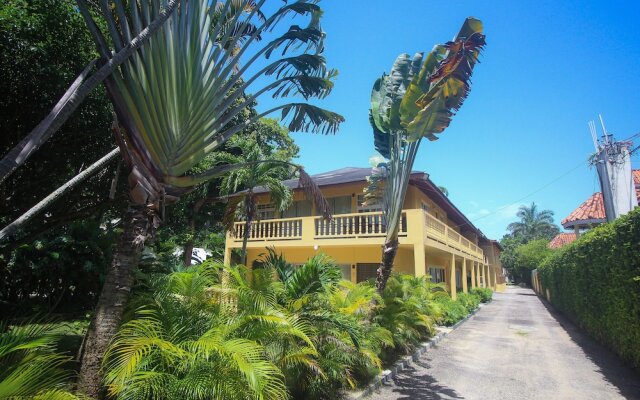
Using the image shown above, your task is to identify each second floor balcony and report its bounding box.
[228,209,485,261]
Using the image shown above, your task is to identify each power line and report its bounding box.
[470,159,588,224]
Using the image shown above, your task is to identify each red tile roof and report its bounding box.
[548,233,577,249]
[561,192,607,227]
[561,169,640,228]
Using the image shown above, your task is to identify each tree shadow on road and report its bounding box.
[538,298,640,400]
[378,361,465,400]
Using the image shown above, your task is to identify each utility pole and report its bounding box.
[590,116,638,222]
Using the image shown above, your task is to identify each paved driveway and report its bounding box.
[367,287,640,400]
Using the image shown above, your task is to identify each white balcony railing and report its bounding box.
[230,210,483,259]
[314,211,407,239]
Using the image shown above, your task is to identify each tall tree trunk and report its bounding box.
[375,237,399,294]
[183,198,208,266]
[183,240,195,267]
[240,193,255,266]
[77,204,150,398]
[241,215,253,266]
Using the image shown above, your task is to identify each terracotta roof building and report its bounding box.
[548,233,577,249]
[550,169,640,249]
[561,192,607,230]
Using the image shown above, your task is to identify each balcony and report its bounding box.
[228,209,484,260]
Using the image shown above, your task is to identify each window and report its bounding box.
[421,202,429,213]
[328,196,352,215]
[338,264,351,281]
[281,200,312,218]
[256,203,275,220]
[357,194,382,213]
[429,267,444,283]
[356,263,378,283]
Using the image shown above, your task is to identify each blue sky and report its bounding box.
[257,0,640,240]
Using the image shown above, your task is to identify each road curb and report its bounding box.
[347,301,487,400]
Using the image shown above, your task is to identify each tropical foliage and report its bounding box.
[500,202,559,283]
[0,219,117,317]
[506,202,559,242]
[219,136,294,265]
[470,287,493,303]
[433,295,470,327]
[374,274,440,357]
[105,254,393,399]
[0,321,80,399]
[508,239,553,284]
[0,0,122,271]
[73,1,343,393]
[366,17,486,292]
[538,208,640,369]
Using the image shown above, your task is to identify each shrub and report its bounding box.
[374,274,441,359]
[433,294,468,326]
[456,292,481,312]
[470,287,493,303]
[538,208,640,369]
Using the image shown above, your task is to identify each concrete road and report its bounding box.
[367,287,640,400]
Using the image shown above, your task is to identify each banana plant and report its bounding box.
[74,1,343,397]
[366,17,485,294]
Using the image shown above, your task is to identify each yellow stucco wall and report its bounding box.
[255,181,451,223]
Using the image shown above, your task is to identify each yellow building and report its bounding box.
[224,167,505,298]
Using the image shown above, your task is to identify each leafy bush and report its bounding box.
[433,294,468,326]
[470,287,493,303]
[538,208,640,369]
[456,292,481,312]
[374,274,441,361]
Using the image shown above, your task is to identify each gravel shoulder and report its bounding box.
[367,287,640,400]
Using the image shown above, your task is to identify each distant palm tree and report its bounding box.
[507,202,559,242]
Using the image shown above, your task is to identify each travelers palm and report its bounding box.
[366,18,485,293]
[74,0,343,396]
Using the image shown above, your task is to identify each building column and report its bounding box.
[470,261,477,289]
[449,254,457,300]
[224,247,231,266]
[479,263,484,287]
[462,258,468,294]
[485,264,490,288]
[413,243,426,277]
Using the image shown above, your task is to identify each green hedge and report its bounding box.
[434,296,467,326]
[538,208,640,369]
[456,292,481,312]
[470,287,493,303]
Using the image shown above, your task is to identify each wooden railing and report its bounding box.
[314,211,407,239]
[232,217,303,241]
[424,212,483,258]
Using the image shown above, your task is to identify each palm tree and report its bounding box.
[0,321,80,399]
[103,262,311,400]
[366,18,486,293]
[507,202,559,242]
[219,136,293,267]
[74,1,343,396]
[220,135,331,266]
